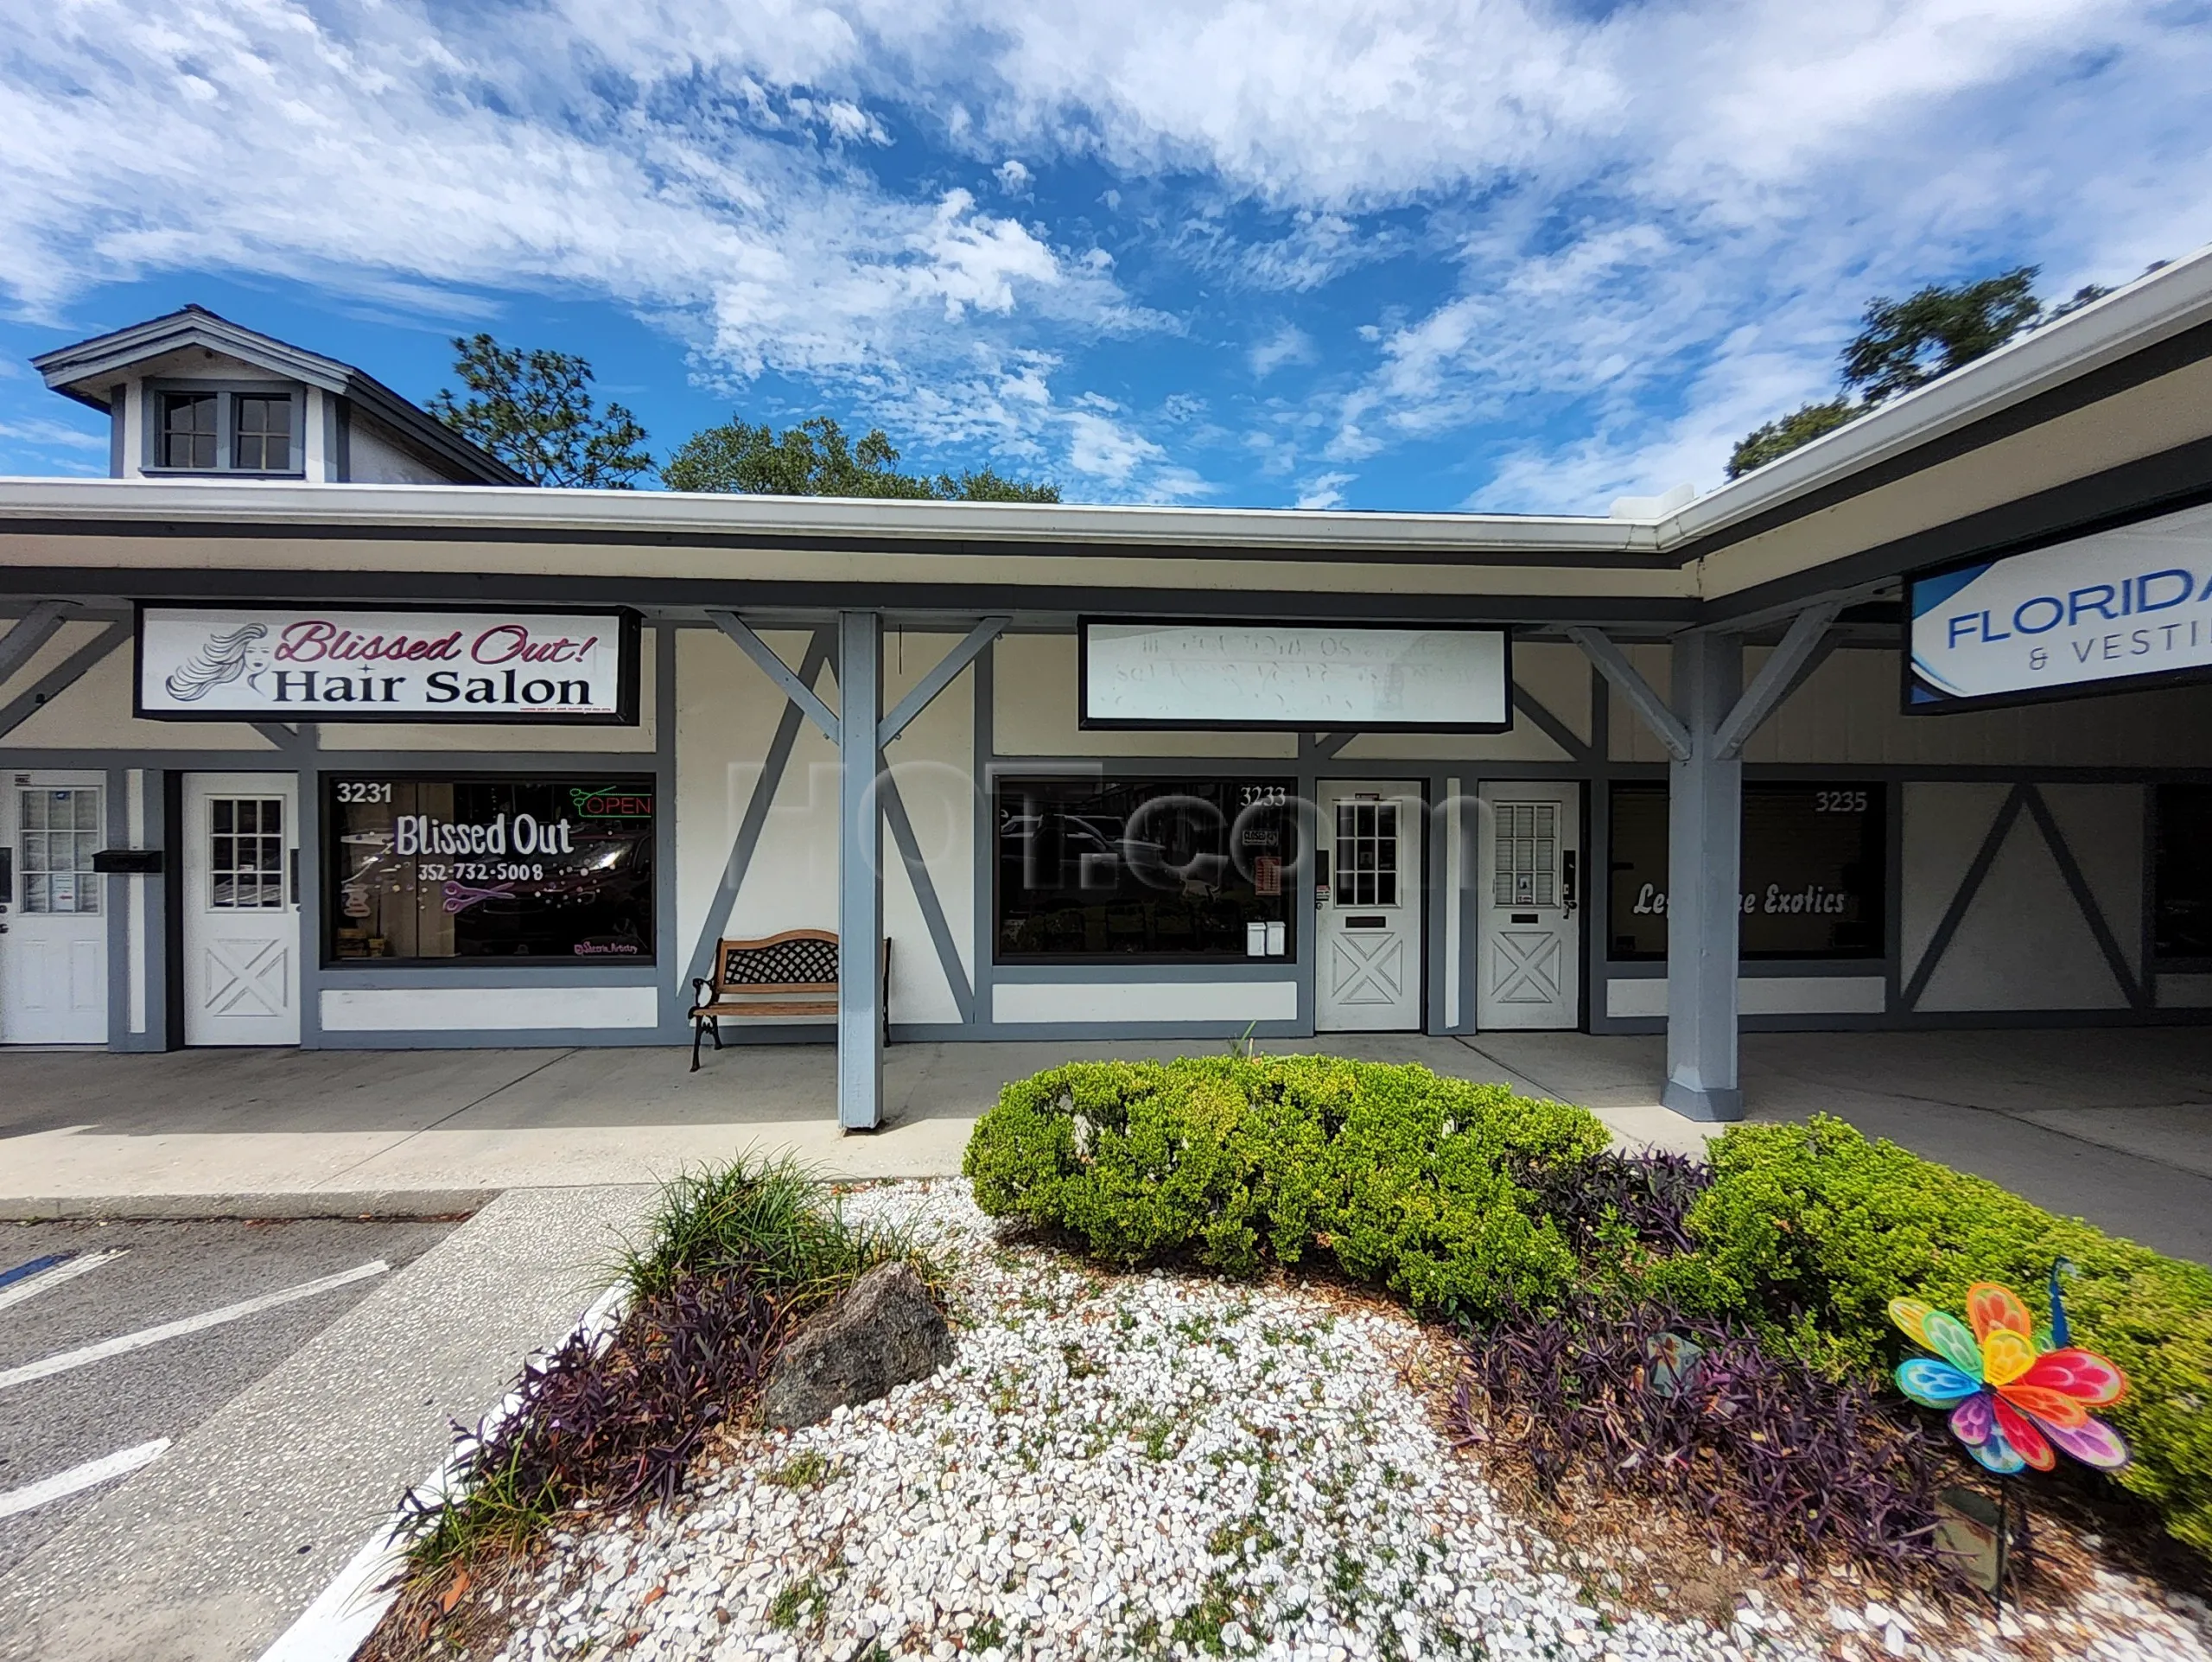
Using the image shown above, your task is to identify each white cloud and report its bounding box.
[0,416,106,452]
[1295,471,1354,510]
[1,0,2206,503]
[0,0,1180,478]
[1247,323,1315,378]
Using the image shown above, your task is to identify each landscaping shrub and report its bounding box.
[1506,1147,1711,1258]
[963,1057,1609,1318]
[399,1155,937,1581]
[1649,1115,2212,1558]
[401,1268,780,1576]
[1451,1291,1944,1575]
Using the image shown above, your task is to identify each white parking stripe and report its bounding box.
[0,1439,170,1518]
[0,1249,128,1315]
[0,1260,389,1393]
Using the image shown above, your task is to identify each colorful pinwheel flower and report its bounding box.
[1888,1277,2129,1474]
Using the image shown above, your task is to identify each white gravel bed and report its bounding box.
[483,1181,2211,1662]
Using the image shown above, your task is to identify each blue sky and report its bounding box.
[2,0,2206,512]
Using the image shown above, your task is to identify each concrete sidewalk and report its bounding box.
[0,1035,1673,1218]
[2,1028,2207,1261]
[1467,1027,2212,1264]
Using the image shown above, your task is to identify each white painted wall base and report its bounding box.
[991,979,1300,1026]
[318,984,660,1032]
[1605,975,1888,1019]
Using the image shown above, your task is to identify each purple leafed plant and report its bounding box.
[1509,1149,1713,1258]
[422,1268,781,1543]
[1450,1292,1946,1575]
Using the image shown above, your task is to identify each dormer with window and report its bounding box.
[33,305,524,487]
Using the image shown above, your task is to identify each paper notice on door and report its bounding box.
[51,870,77,911]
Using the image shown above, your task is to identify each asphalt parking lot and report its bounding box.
[0,1217,459,1571]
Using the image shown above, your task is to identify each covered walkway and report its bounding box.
[2,1028,2206,1262]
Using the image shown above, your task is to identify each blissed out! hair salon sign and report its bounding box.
[1908,502,2212,712]
[136,606,641,723]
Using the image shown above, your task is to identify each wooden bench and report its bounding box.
[688,928,890,1072]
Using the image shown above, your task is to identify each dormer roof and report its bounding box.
[32,304,528,487]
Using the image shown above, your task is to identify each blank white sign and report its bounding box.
[1081,623,1509,729]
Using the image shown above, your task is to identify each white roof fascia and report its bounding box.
[34,313,357,399]
[1658,243,2212,548]
[0,476,1655,559]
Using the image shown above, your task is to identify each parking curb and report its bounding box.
[0,1190,500,1222]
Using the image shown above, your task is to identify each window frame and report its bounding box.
[143,380,308,478]
[990,773,1300,966]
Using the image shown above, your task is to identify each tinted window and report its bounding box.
[996,777,1295,960]
[1609,781,1886,960]
[234,395,292,471]
[2155,785,2212,960]
[162,393,219,468]
[326,775,654,963]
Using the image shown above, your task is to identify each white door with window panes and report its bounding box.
[182,773,301,1046]
[1316,780,1423,1032]
[1477,782,1580,1030]
[1,773,108,1045]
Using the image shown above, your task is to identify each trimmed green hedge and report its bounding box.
[1649,1115,2212,1557]
[965,1068,2212,1562]
[962,1057,1606,1318]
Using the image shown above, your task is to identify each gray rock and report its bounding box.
[762,1261,951,1428]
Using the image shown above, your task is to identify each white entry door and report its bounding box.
[1,772,108,1044]
[1477,782,1580,1030]
[1317,780,1423,1032]
[183,773,301,1047]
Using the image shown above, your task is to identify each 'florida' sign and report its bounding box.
[136,606,640,723]
[1908,502,2212,711]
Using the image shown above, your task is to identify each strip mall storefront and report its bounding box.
[8,252,2212,1128]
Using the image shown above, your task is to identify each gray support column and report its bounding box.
[1663,632,1744,1121]
[838,610,885,1131]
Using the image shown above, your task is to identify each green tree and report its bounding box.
[1726,265,2056,479]
[663,415,1058,502]
[1726,398,1859,480]
[429,334,653,488]
[1838,265,2044,404]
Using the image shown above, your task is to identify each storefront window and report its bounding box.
[995,777,1296,961]
[325,774,654,963]
[1607,781,1886,960]
[2153,785,2212,961]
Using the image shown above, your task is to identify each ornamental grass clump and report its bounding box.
[1450,1292,1946,1576]
[397,1156,933,1585]
[963,1057,1609,1319]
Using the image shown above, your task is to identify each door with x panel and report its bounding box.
[183,773,301,1046]
[1316,780,1423,1032]
[1477,781,1580,1030]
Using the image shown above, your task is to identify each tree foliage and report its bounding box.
[429,334,653,489]
[1726,265,2068,480]
[1837,265,2044,404]
[662,415,1058,502]
[1725,398,1859,481]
